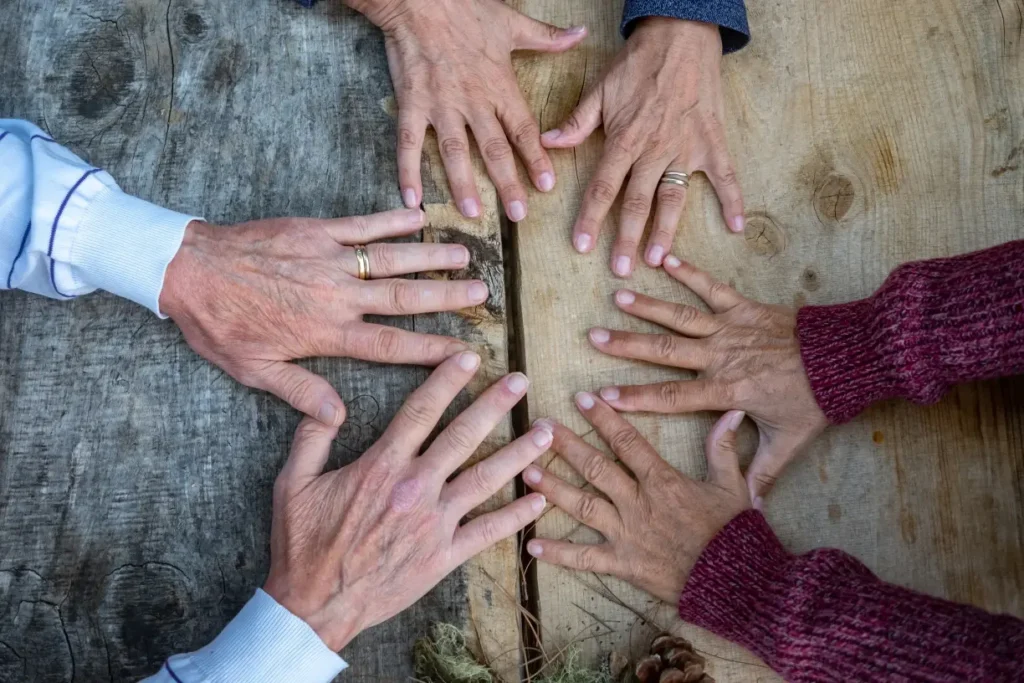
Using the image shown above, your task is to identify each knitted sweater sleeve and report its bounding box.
[796,240,1024,423]
[678,511,1024,682]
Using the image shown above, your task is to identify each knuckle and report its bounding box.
[671,305,699,329]
[621,193,650,218]
[575,545,599,572]
[581,453,609,484]
[714,166,739,188]
[444,421,476,452]
[654,335,677,360]
[479,517,503,544]
[658,382,683,408]
[609,131,637,155]
[573,494,599,523]
[400,397,436,429]
[440,136,469,160]
[372,327,403,360]
[385,280,415,314]
[657,186,687,207]
[609,427,641,456]
[482,137,513,162]
[729,378,757,404]
[588,179,618,204]
[510,118,540,147]
[348,216,370,239]
[398,126,420,151]
[373,246,397,274]
[754,472,778,492]
[284,375,317,408]
[708,280,731,301]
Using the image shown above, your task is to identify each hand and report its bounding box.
[352,0,586,220]
[524,394,750,603]
[263,352,550,651]
[542,18,744,276]
[586,256,828,503]
[159,209,485,425]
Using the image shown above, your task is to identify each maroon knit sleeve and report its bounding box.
[678,511,1024,681]
[796,240,1024,423]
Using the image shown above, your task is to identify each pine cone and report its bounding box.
[633,633,713,683]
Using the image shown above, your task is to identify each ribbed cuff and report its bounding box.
[621,0,750,52]
[71,187,195,317]
[165,589,347,683]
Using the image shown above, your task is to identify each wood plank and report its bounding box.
[512,0,1024,678]
[0,2,520,681]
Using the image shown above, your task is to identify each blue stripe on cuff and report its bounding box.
[47,167,101,297]
[6,222,32,289]
[621,0,750,53]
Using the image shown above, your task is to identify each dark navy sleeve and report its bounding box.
[621,0,750,53]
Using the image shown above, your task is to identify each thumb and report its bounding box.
[249,361,347,427]
[279,416,341,493]
[705,410,746,489]
[745,437,800,507]
[511,15,587,53]
[541,87,602,148]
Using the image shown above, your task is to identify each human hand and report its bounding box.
[542,18,744,276]
[159,209,485,426]
[586,256,828,503]
[524,395,750,603]
[350,0,586,220]
[263,352,550,651]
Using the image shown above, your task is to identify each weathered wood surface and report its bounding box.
[0,2,520,682]
[513,0,1024,678]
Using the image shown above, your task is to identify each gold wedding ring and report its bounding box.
[660,171,690,188]
[354,246,371,280]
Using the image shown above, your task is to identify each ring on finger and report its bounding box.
[660,171,690,188]
[354,246,371,280]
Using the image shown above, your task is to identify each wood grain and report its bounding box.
[511,0,1024,678]
[0,1,520,681]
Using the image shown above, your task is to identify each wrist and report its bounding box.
[631,17,719,45]
[263,579,365,652]
[159,219,206,322]
[346,0,418,33]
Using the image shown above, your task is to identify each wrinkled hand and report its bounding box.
[263,352,550,651]
[542,18,744,276]
[353,0,586,220]
[159,209,485,425]
[524,395,750,603]
[586,256,828,503]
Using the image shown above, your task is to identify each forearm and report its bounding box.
[797,240,1024,423]
[680,511,1024,681]
[0,119,196,316]
[621,0,750,52]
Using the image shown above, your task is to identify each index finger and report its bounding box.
[572,144,632,254]
[662,255,745,313]
[573,392,663,482]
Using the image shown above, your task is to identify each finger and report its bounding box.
[571,145,631,254]
[435,118,482,219]
[612,159,662,277]
[499,97,555,193]
[511,14,587,53]
[587,327,708,370]
[378,351,481,455]
[358,278,489,315]
[531,419,635,504]
[662,255,745,313]
[705,410,746,488]
[745,434,805,504]
[613,289,720,337]
[421,372,530,480]
[340,242,470,279]
[247,361,346,427]
[452,493,546,565]
[526,538,619,576]
[596,380,731,414]
[573,392,663,481]
[277,416,340,494]
[443,426,553,516]
[541,86,602,150]
[703,125,745,233]
[469,113,528,222]
[521,463,618,534]
[339,322,468,366]
[397,109,428,208]
[322,209,426,245]
[645,168,690,266]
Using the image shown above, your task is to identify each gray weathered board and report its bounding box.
[0,2,518,682]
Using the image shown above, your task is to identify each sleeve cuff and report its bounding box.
[621,0,750,52]
[164,589,347,683]
[71,186,195,317]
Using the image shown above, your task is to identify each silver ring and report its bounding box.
[660,171,690,188]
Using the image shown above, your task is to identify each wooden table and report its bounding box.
[1,1,1022,681]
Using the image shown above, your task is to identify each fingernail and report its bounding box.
[509,200,527,222]
[532,428,553,447]
[753,496,764,512]
[531,494,547,512]
[318,403,338,425]
[730,215,745,233]
[523,465,543,484]
[726,410,746,432]
[539,172,555,192]
[469,282,489,303]
[664,255,681,268]
[542,129,562,143]
[532,418,555,431]
[506,373,529,394]
[567,25,587,34]
[589,328,610,344]
[449,246,469,266]
[527,540,544,555]
[600,387,620,401]
[646,245,664,266]
[614,255,631,277]
[403,189,418,208]
[575,392,595,410]
[574,234,592,253]
[458,351,480,371]
[461,198,480,218]
[408,209,425,225]
[615,290,635,306]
